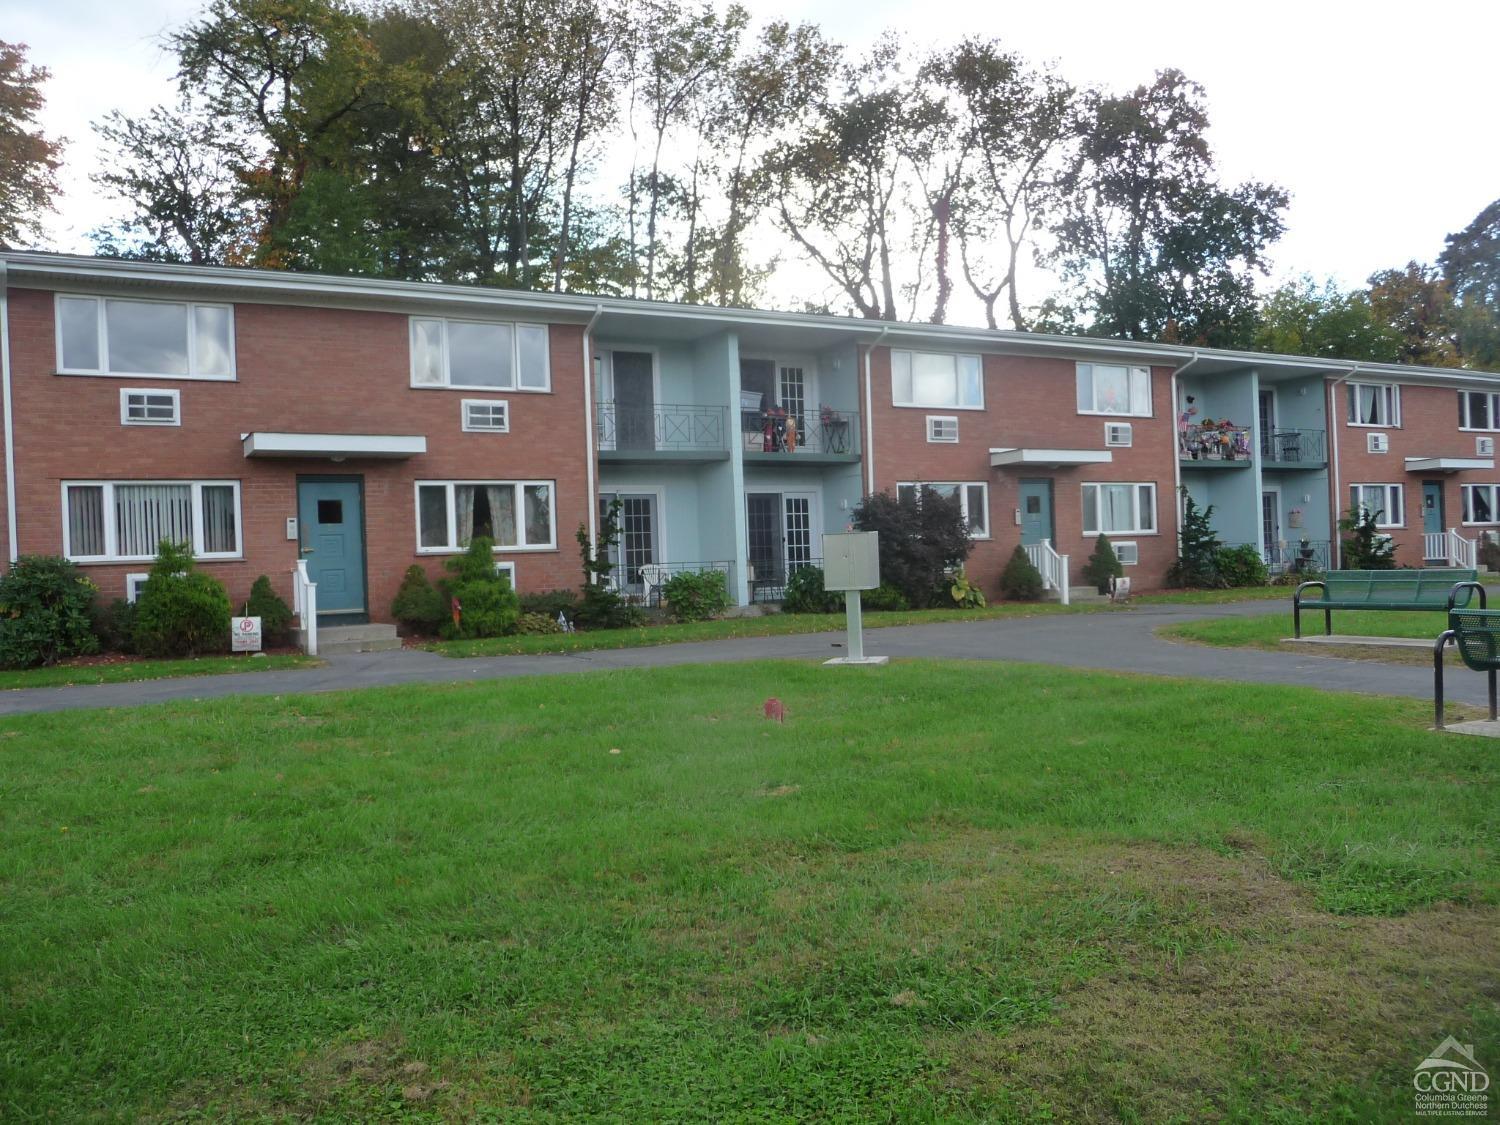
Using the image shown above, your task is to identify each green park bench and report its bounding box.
[1293,568,1479,638]
[1434,583,1499,729]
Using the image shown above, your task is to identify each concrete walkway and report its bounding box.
[0,599,1476,717]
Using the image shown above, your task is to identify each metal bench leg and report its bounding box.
[1325,606,1332,636]
[1490,668,1497,722]
[1293,599,1302,639]
[1435,630,1455,730]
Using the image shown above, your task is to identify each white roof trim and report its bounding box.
[990,447,1115,468]
[1403,456,1496,473]
[243,432,427,459]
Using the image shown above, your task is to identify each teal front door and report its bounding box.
[1422,481,1444,536]
[1019,479,1054,545]
[297,479,366,617]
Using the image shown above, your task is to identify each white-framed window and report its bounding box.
[415,480,556,552]
[1082,482,1157,536]
[1350,483,1404,528]
[1076,363,1151,417]
[891,350,983,409]
[55,295,235,380]
[1114,541,1140,566]
[926,415,959,443]
[1366,432,1390,454]
[1459,390,1500,432]
[62,480,241,562]
[461,399,510,432]
[410,317,550,392]
[1461,484,1500,525]
[119,388,181,426]
[495,560,516,586]
[896,481,989,538]
[125,573,149,603]
[1104,422,1133,447]
[1347,382,1400,427]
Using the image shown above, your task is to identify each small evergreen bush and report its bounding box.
[1168,489,1223,587]
[515,612,564,635]
[662,570,731,622]
[861,583,908,611]
[998,545,1045,601]
[392,564,446,634]
[783,565,842,613]
[91,597,138,654]
[0,555,100,668]
[1217,544,1269,587]
[1339,507,1397,569]
[574,501,646,630]
[132,540,232,658]
[441,537,521,640]
[1082,535,1124,594]
[244,575,293,645]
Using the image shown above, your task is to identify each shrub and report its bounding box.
[1217,544,1269,587]
[91,597,138,654]
[520,589,581,621]
[392,564,446,634]
[441,537,521,640]
[1479,533,1500,573]
[1082,536,1124,594]
[948,568,986,608]
[1339,507,1397,569]
[852,488,972,608]
[514,612,564,635]
[662,570,731,622]
[574,500,645,630]
[1167,490,1223,587]
[783,565,841,613]
[132,540,233,658]
[861,583,908,611]
[998,546,1045,601]
[244,575,294,646]
[0,555,100,668]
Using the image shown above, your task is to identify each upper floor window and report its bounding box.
[896,481,989,538]
[56,295,234,380]
[891,350,983,409]
[1459,390,1500,431]
[410,317,550,391]
[1347,382,1400,427]
[1076,363,1151,417]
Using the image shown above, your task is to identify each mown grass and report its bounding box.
[1133,584,1290,605]
[1162,608,1450,654]
[0,652,316,690]
[2,660,1495,1121]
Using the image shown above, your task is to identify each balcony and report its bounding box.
[742,405,860,464]
[596,402,730,463]
[1261,428,1327,470]
[1180,422,1253,468]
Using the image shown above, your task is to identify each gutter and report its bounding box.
[863,324,892,495]
[1169,351,1202,552]
[0,263,14,563]
[582,304,603,550]
[1327,365,1361,568]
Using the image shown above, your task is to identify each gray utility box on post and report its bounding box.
[821,531,888,666]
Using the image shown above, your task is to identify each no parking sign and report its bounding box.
[231,616,263,653]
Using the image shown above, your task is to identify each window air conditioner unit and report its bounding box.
[1478,436,1495,457]
[1367,432,1389,453]
[1114,541,1140,566]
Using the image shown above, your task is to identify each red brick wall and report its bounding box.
[3,287,591,619]
[1332,380,1499,565]
[865,346,1180,593]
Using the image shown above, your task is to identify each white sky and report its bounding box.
[13,0,1500,322]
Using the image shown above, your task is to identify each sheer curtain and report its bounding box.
[488,485,516,546]
[456,485,476,546]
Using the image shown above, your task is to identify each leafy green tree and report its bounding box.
[851,487,972,608]
[0,40,64,247]
[1252,276,1400,362]
[1439,199,1500,369]
[1050,69,1288,347]
[1366,262,1462,367]
[1168,490,1223,588]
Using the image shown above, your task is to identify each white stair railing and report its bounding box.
[292,558,318,656]
[1023,539,1071,606]
[1423,531,1448,562]
[1448,528,1477,569]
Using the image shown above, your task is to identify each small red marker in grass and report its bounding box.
[763,698,785,723]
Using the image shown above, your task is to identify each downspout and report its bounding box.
[0,262,15,563]
[581,304,603,550]
[1327,365,1361,568]
[862,325,892,496]
[1169,351,1202,554]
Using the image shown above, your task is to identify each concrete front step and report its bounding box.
[303,622,402,655]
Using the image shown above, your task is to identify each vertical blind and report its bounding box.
[114,484,192,558]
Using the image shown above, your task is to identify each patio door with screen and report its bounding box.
[746,493,781,590]
[783,493,816,573]
[600,492,659,591]
[1261,489,1281,561]
[1258,388,1276,458]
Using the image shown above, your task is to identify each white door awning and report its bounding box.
[1404,456,1494,473]
[990,447,1114,469]
[242,432,427,460]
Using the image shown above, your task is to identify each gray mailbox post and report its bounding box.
[821,531,888,666]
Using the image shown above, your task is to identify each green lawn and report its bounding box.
[1133,584,1290,605]
[0,651,316,690]
[2,661,1495,1121]
[1162,608,1450,653]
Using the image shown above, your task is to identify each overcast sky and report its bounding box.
[13,0,1500,314]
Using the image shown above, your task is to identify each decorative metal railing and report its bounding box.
[612,560,735,608]
[741,405,859,456]
[1255,540,1330,575]
[596,402,727,453]
[749,556,823,603]
[1262,428,1327,465]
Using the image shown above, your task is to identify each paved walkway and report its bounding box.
[0,599,1474,717]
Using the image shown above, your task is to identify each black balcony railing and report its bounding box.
[613,560,734,608]
[596,402,727,453]
[1180,422,1253,461]
[1228,540,1329,574]
[1261,428,1327,465]
[749,557,823,603]
[742,405,859,456]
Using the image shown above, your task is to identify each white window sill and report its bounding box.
[1077,409,1153,419]
[1346,422,1401,429]
[1082,530,1160,538]
[892,402,985,411]
[412,383,551,394]
[57,369,235,382]
[70,554,243,565]
[416,544,557,555]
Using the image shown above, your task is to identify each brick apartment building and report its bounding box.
[2,251,1498,646]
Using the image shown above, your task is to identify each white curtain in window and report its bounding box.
[523,485,550,545]
[115,484,192,557]
[489,485,517,546]
[455,485,477,545]
[67,485,106,555]
[1102,484,1132,532]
